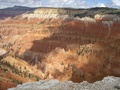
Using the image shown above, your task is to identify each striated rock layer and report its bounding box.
[8,76,120,90]
[0,7,120,86]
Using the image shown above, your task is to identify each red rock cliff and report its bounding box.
[0,8,120,83]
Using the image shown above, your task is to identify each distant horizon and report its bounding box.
[1,5,120,10]
[0,0,120,9]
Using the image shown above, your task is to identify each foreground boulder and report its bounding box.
[8,76,120,90]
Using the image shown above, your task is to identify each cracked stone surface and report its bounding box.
[8,76,120,90]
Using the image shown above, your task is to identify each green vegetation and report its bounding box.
[114,86,120,90]
[74,7,120,18]
[0,58,40,85]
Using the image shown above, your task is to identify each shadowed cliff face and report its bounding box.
[0,8,120,86]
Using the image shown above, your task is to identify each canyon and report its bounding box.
[0,7,120,90]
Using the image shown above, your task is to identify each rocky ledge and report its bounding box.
[8,76,120,90]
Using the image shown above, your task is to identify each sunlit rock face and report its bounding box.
[0,7,120,84]
[0,48,7,56]
[8,76,120,90]
[94,14,120,22]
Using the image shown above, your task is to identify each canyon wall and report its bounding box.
[0,8,120,86]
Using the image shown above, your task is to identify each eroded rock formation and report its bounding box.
[0,8,120,89]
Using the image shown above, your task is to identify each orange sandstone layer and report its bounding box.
[0,14,120,83]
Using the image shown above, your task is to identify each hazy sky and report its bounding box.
[0,0,120,9]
